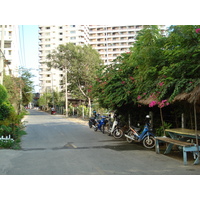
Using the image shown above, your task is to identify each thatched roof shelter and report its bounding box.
[138,96,157,105]
[173,85,200,104]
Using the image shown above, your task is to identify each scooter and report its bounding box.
[94,115,108,134]
[88,111,99,128]
[106,113,123,139]
[51,110,56,115]
[124,115,155,149]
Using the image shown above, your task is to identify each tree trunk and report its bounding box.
[88,97,92,117]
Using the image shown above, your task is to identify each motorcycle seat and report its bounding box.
[130,126,140,132]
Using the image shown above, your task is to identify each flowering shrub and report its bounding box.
[196,28,200,33]
[149,101,157,107]
[149,99,169,108]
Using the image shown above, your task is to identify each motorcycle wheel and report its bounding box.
[143,136,155,149]
[88,122,92,128]
[104,124,110,134]
[101,125,105,134]
[113,128,123,139]
[94,126,98,131]
[126,131,134,143]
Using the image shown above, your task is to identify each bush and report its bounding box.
[0,139,14,149]
[0,85,8,105]
[0,101,13,121]
[155,122,172,136]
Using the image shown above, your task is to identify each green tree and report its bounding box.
[4,68,34,113]
[92,25,200,124]
[21,69,34,106]
[46,43,103,117]
[0,84,8,104]
[92,26,165,112]
[158,25,200,101]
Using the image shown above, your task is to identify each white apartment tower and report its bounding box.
[89,25,167,65]
[38,25,90,93]
[38,25,167,94]
[0,25,20,83]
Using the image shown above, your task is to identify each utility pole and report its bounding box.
[0,25,5,85]
[65,68,68,117]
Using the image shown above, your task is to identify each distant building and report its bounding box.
[89,25,166,65]
[38,25,90,94]
[0,25,20,79]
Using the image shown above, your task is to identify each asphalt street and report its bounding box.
[0,109,200,175]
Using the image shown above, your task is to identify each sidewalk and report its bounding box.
[66,117,88,126]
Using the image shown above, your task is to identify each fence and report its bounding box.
[0,135,14,142]
[54,105,108,119]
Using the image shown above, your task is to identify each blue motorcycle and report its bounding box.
[94,115,108,134]
[124,115,155,149]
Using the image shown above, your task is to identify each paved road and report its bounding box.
[0,109,200,175]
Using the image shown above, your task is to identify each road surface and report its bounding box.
[0,109,200,175]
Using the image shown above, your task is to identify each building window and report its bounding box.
[70,37,76,40]
[46,80,51,83]
[45,44,50,47]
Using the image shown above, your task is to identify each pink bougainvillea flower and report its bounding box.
[137,95,142,100]
[149,101,157,107]
[196,28,200,33]
[121,81,126,84]
[158,82,164,86]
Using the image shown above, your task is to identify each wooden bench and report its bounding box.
[155,136,200,165]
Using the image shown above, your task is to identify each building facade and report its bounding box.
[89,25,166,65]
[0,25,20,84]
[38,25,167,94]
[38,25,90,93]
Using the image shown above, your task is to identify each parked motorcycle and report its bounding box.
[94,115,108,134]
[88,111,99,128]
[124,115,155,149]
[51,108,56,115]
[105,113,123,139]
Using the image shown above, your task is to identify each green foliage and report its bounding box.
[91,25,200,129]
[0,101,13,121]
[3,68,34,108]
[0,125,12,137]
[155,122,172,136]
[0,85,8,104]
[93,25,200,108]
[0,140,14,149]
[46,43,103,102]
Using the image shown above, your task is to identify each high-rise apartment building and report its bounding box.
[38,25,90,93]
[38,25,167,94]
[0,25,20,83]
[89,25,166,65]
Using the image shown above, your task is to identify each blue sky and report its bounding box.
[20,25,39,92]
